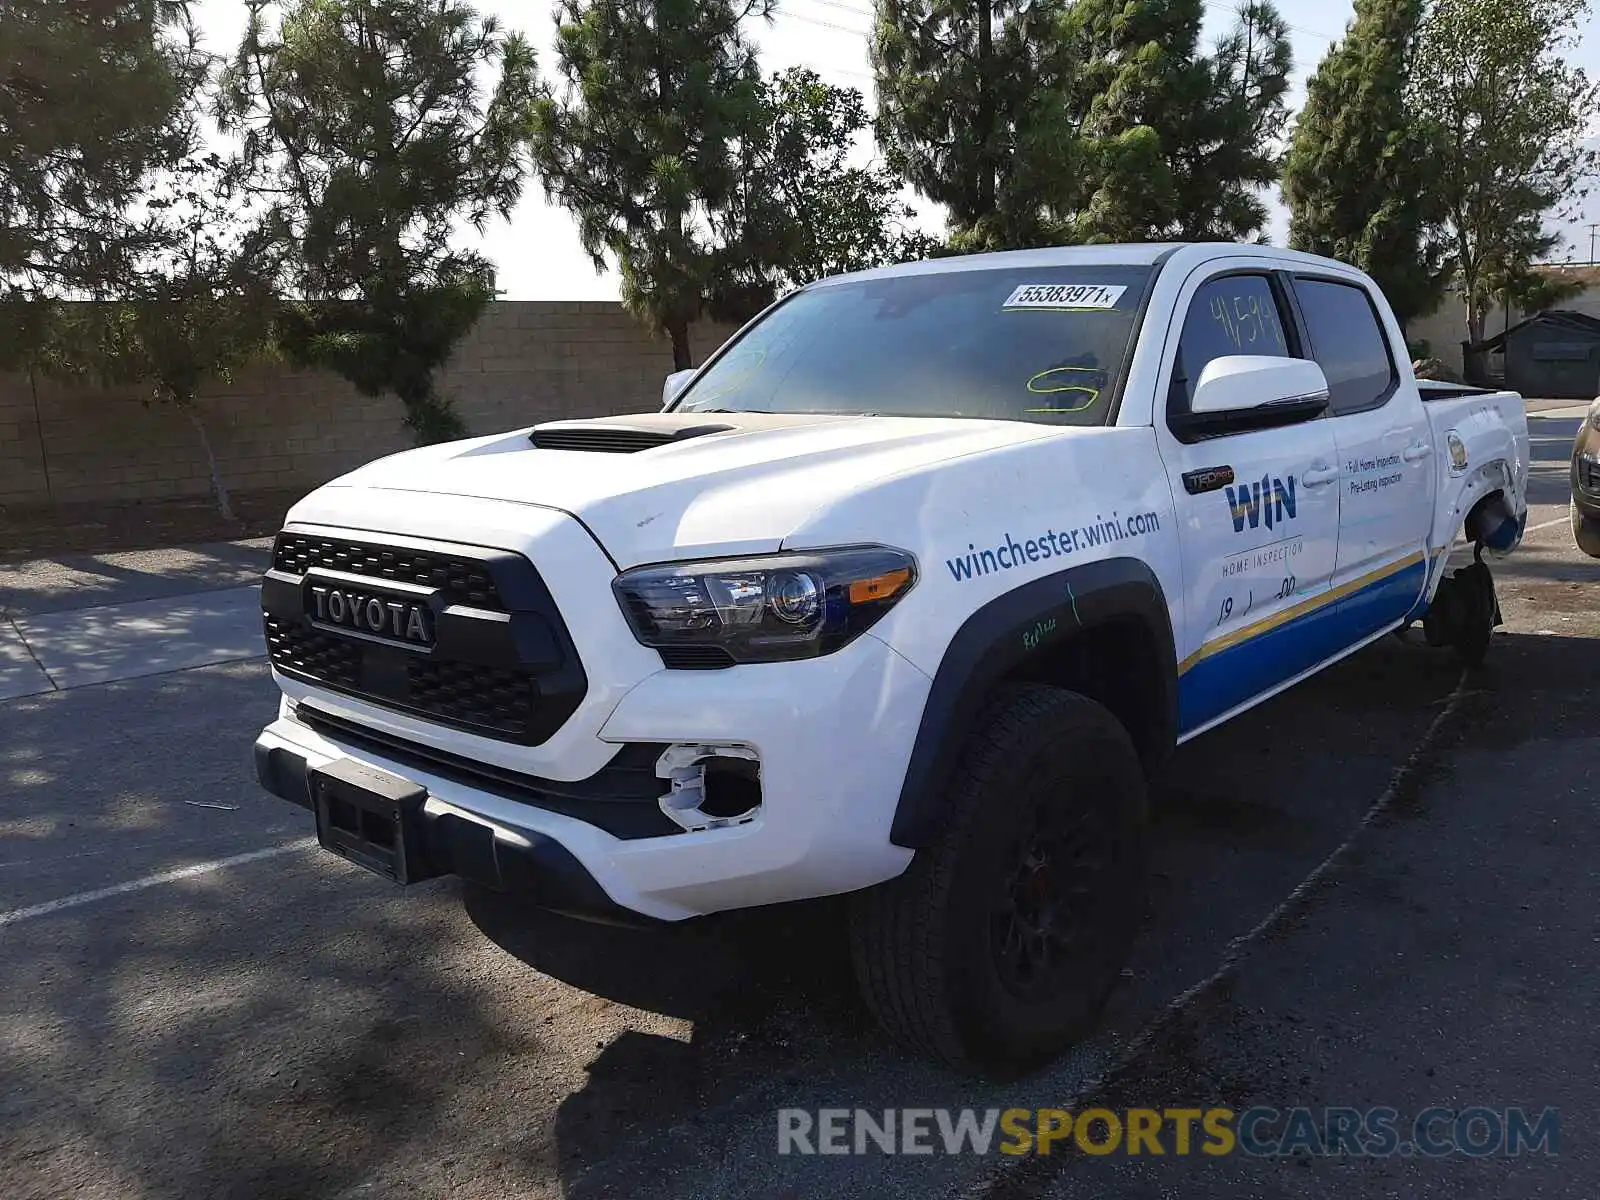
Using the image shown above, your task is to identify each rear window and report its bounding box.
[673,265,1155,425]
[1293,278,1397,414]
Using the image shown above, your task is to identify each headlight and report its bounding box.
[614,546,918,665]
[1589,399,1600,430]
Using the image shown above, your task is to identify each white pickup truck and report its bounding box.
[254,243,1528,1075]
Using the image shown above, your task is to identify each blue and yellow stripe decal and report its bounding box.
[1177,551,1428,734]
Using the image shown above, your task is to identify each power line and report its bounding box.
[776,5,872,37]
[793,0,876,16]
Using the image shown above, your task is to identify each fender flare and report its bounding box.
[889,556,1178,849]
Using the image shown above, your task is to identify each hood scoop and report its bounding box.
[529,413,735,454]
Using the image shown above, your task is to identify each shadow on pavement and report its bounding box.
[5,625,1585,1199]
[0,539,271,619]
[460,636,1474,1198]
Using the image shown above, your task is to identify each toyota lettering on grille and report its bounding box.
[309,585,434,648]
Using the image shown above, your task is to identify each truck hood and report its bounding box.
[315,411,1065,567]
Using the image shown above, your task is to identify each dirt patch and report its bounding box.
[0,489,301,561]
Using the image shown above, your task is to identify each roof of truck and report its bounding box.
[812,242,1363,288]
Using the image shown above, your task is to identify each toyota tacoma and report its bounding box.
[255,243,1529,1074]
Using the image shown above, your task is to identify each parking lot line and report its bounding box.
[0,838,315,929]
[1525,515,1571,534]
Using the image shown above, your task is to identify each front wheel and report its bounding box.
[849,684,1149,1077]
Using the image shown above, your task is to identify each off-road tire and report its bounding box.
[849,684,1148,1077]
[1451,560,1498,668]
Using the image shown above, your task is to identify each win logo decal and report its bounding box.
[1226,474,1297,532]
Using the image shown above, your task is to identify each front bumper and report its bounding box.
[255,632,929,921]
[254,737,637,923]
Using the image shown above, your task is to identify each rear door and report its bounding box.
[1153,266,1342,737]
[1290,275,1432,634]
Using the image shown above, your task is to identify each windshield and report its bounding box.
[673,264,1154,424]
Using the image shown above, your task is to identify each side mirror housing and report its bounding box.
[1173,356,1330,439]
[1190,355,1329,415]
[663,369,696,406]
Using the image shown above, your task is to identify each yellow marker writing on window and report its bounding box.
[1023,367,1102,413]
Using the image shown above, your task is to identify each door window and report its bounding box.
[1171,275,1294,411]
[1292,278,1398,415]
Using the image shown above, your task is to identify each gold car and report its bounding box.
[1574,397,1600,557]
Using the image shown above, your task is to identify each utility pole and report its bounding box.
[1589,223,1598,265]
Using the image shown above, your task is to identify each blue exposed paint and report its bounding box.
[1179,558,1427,733]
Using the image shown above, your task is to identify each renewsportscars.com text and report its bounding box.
[947,511,1162,582]
[776,1106,1560,1159]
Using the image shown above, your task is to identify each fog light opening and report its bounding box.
[656,743,762,833]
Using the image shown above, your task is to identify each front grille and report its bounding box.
[273,533,503,610]
[406,658,538,739]
[263,530,586,745]
[265,617,541,739]
[264,617,360,690]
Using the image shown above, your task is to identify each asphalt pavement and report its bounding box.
[1,415,1596,1199]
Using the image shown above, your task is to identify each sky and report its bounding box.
[192,0,1600,299]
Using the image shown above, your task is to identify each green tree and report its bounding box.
[93,153,283,520]
[1410,0,1599,345]
[709,67,938,321]
[872,0,1078,251]
[218,0,536,443]
[0,1,202,361]
[528,0,775,369]
[1056,0,1293,242]
[1282,0,1442,328]
[872,0,1292,249]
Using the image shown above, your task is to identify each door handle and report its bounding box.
[1302,464,1340,487]
[1404,443,1432,463]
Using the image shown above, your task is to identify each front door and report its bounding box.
[1155,268,1342,737]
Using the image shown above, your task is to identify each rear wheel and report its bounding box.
[1423,557,1500,668]
[1450,559,1499,668]
[850,684,1148,1077]
[1573,498,1600,559]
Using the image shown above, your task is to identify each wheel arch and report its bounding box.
[889,556,1178,849]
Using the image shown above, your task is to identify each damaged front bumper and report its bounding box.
[254,631,928,922]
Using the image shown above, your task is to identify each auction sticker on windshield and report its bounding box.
[1002,283,1128,311]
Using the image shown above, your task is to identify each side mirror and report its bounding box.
[663,369,696,406]
[1191,355,1329,414]
[1175,356,1330,439]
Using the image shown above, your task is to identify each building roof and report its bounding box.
[1470,309,1600,353]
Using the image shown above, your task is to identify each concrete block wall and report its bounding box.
[0,302,739,509]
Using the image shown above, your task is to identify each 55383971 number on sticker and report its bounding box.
[1003,283,1127,311]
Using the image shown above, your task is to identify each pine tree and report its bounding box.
[218,0,536,443]
[1282,0,1442,328]
[0,1,202,360]
[872,0,1292,250]
[1061,0,1292,243]
[708,68,938,321]
[873,0,1079,251]
[528,0,775,370]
